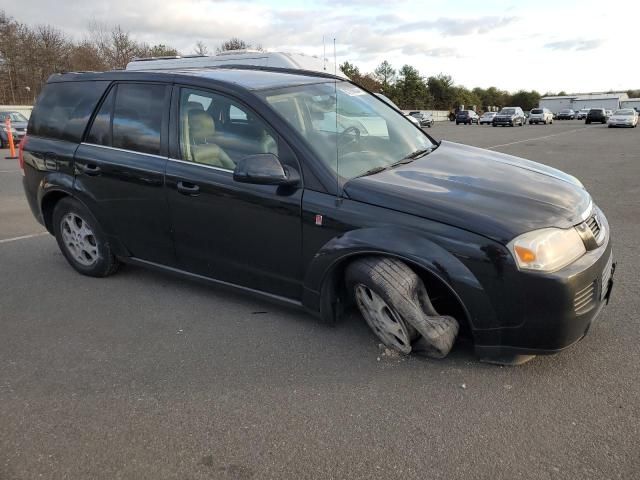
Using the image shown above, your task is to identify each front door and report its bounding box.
[165,86,303,299]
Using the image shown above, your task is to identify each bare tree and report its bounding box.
[194,41,209,56]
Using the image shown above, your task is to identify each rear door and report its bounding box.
[74,82,175,265]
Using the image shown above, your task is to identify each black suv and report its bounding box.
[586,108,608,124]
[492,107,526,127]
[455,110,479,125]
[21,67,615,364]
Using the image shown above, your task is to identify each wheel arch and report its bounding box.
[303,227,498,337]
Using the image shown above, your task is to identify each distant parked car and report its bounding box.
[557,109,576,120]
[605,110,613,118]
[586,108,608,124]
[374,94,421,127]
[0,111,28,148]
[575,109,590,120]
[607,108,638,128]
[528,108,554,125]
[479,112,497,125]
[455,110,479,125]
[492,107,526,127]
[409,111,434,128]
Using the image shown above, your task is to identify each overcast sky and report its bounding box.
[7,0,639,93]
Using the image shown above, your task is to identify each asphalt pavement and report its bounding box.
[1,120,638,479]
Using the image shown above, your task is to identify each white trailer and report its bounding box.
[126,50,347,78]
[539,96,576,114]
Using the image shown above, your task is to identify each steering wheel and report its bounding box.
[338,126,361,148]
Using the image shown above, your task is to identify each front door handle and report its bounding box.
[177,181,200,196]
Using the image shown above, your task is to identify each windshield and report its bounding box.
[614,109,634,115]
[499,108,516,115]
[1,111,27,122]
[261,81,434,181]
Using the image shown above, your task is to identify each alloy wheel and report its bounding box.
[354,284,413,354]
[60,213,99,266]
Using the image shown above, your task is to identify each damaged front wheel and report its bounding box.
[346,257,459,359]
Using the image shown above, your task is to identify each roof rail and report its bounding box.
[130,54,207,63]
[215,49,264,56]
[171,63,345,81]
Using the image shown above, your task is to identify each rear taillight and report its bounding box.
[18,135,27,175]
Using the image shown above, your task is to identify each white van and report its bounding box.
[126,49,347,78]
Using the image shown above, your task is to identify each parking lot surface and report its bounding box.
[1,120,639,479]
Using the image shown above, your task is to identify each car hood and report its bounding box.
[610,115,632,120]
[344,141,591,244]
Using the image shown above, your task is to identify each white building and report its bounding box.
[570,93,628,112]
[539,92,628,113]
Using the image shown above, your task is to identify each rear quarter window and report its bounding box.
[29,81,110,142]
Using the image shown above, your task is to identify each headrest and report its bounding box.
[188,110,215,142]
[186,101,205,112]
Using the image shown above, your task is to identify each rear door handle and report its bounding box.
[79,163,101,176]
[177,181,200,196]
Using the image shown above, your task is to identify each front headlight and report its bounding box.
[508,227,586,272]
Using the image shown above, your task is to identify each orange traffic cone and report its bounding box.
[5,116,18,160]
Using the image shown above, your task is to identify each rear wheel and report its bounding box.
[53,197,119,277]
[346,257,459,359]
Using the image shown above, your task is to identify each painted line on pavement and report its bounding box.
[488,127,588,149]
[0,232,48,244]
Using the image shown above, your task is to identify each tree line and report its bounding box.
[340,60,545,112]
[0,12,256,104]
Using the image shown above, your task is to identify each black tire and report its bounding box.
[52,197,119,277]
[456,122,460,125]
[345,257,459,359]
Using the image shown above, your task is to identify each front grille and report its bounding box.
[574,281,596,315]
[585,212,605,245]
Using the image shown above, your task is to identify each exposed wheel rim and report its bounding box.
[60,213,99,267]
[354,284,413,354]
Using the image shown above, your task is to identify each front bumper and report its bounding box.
[493,117,515,125]
[475,218,615,358]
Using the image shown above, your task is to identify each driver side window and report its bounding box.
[179,88,278,170]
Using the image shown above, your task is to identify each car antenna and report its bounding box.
[334,37,342,204]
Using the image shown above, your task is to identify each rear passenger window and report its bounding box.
[112,84,166,155]
[29,81,109,142]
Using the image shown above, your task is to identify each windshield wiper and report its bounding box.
[353,147,436,179]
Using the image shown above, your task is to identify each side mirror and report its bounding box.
[233,153,300,186]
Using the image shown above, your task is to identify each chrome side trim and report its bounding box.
[81,142,168,160]
[167,157,233,174]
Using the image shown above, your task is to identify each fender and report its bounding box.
[38,176,130,258]
[302,226,500,331]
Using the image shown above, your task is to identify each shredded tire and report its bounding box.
[346,257,459,359]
